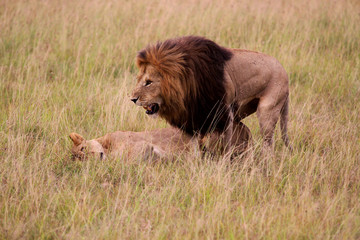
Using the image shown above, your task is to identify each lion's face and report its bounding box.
[69,133,106,160]
[131,65,163,117]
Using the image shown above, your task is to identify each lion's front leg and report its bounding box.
[223,109,234,154]
[197,133,208,156]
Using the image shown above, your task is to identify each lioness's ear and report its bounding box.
[69,132,85,146]
[96,135,111,150]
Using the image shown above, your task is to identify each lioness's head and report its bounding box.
[69,132,106,160]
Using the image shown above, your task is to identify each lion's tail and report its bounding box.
[280,95,292,151]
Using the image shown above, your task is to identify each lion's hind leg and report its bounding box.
[280,96,293,152]
[256,96,285,154]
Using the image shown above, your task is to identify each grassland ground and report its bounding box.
[0,0,359,239]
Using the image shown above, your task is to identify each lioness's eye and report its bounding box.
[145,80,152,86]
[81,147,86,152]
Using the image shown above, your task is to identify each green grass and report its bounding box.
[1,0,359,239]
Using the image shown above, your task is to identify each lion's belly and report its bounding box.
[233,98,259,121]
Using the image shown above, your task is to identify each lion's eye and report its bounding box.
[80,147,86,152]
[145,80,152,86]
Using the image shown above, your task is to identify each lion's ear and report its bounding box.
[69,132,85,146]
[136,50,148,68]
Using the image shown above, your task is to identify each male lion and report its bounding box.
[131,36,291,153]
[69,124,252,161]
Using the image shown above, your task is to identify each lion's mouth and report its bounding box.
[143,103,159,115]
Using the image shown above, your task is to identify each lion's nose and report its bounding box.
[131,97,139,104]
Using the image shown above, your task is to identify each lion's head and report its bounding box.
[131,36,233,135]
[130,64,166,117]
[69,132,106,160]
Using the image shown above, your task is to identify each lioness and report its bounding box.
[69,124,252,161]
[69,128,195,161]
[131,36,291,153]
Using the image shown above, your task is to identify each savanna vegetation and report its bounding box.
[0,0,359,239]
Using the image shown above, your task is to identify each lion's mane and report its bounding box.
[136,36,233,135]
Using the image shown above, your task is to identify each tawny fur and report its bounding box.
[131,36,291,153]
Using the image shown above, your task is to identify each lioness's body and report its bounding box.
[131,36,291,153]
[70,128,196,161]
[69,125,252,161]
[98,127,196,159]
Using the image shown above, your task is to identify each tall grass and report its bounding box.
[0,0,359,239]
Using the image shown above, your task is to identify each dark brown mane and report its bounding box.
[136,36,233,135]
